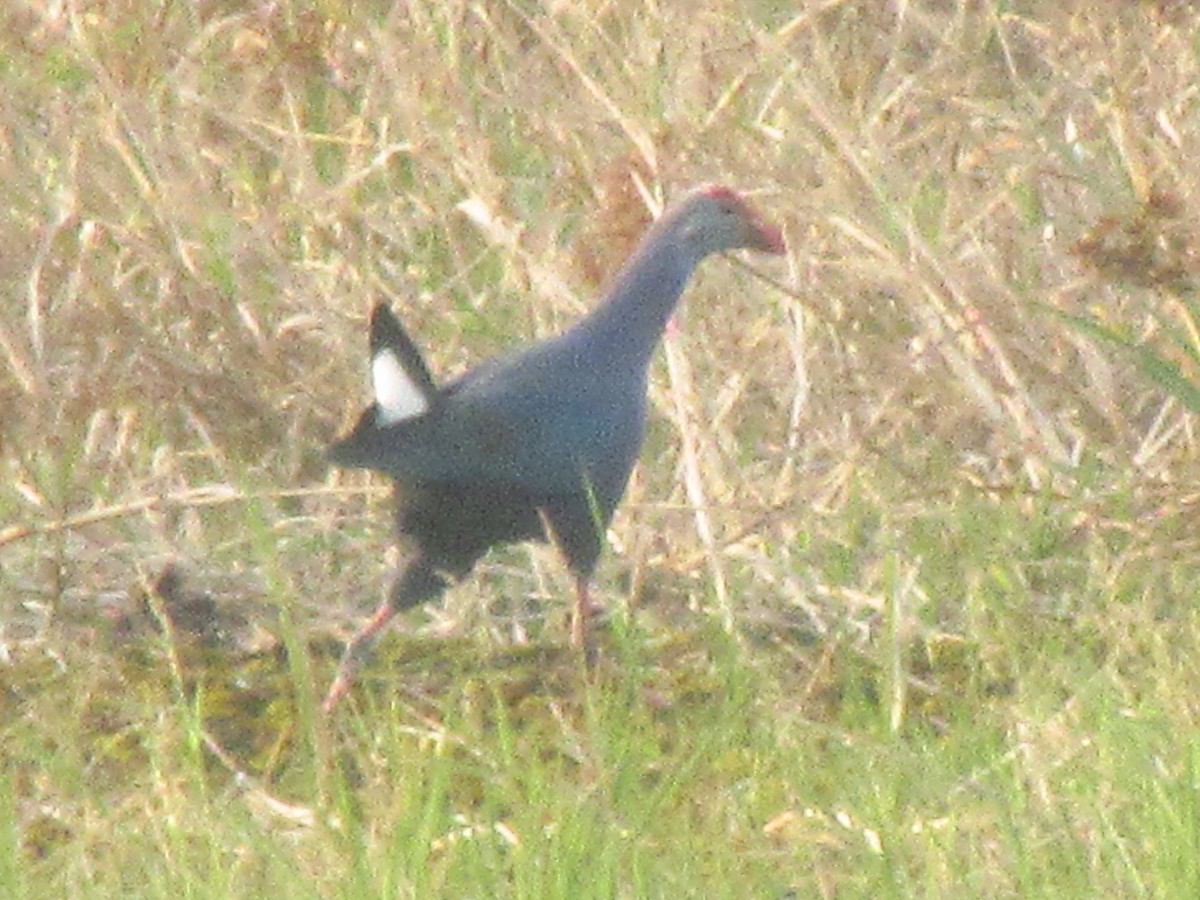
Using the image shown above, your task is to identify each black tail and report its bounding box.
[369,303,437,405]
[328,303,439,469]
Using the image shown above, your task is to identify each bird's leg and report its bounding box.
[323,560,447,713]
[322,601,396,713]
[570,576,594,649]
[537,508,593,649]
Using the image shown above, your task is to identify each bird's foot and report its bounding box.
[322,666,356,714]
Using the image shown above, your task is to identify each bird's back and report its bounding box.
[332,323,650,500]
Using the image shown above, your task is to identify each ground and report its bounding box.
[3,1,1200,896]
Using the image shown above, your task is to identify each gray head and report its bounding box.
[664,185,786,261]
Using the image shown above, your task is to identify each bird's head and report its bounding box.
[675,185,786,259]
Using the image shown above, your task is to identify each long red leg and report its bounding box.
[324,561,446,713]
[570,576,592,648]
[538,509,597,650]
[322,601,398,713]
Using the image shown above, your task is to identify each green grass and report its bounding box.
[4,0,1200,896]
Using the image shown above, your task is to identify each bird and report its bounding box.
[323,184,784,711]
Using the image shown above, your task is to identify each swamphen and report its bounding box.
[324,185,784,711]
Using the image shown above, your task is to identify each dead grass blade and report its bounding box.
[0,485,380,548]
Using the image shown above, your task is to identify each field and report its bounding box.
[3,1,1200,896]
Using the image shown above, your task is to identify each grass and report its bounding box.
[4,0,1200,895]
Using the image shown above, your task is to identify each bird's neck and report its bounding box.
[574,233,699,367]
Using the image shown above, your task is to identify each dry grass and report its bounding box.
[3,0,1200,895]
